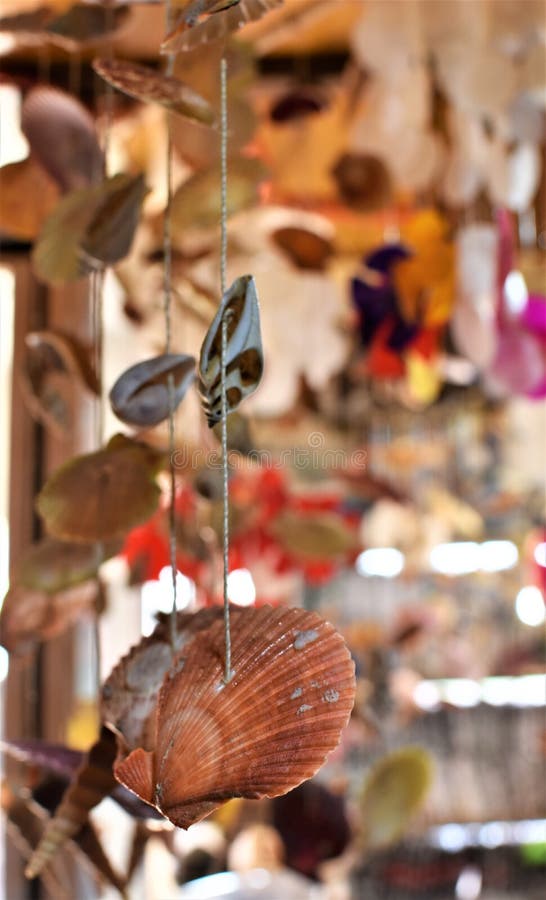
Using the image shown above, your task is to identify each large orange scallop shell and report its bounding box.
[114,606,355,829]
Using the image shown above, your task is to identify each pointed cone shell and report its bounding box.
[21,86,103,192]
[359,746,434,851]
[24,727,118,879]
[114,606,355,828]
[109,353,196,428]
[101,608,228,753]
[198,275,263,426]
[92,58,216,126]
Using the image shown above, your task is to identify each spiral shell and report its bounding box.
[24,728,118,880]
[114,606,355,829]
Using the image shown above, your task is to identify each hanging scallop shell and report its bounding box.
[35,436,161,543]
[21,86,103,192]
[198,275,263,426]
[161,0,283,55]
[92,58,215,125]
[101,608,226,754]
[24,727,118,881]
[0,157,59,241]
[359,746,434,850]
[109,354,196,428]
[19,330,96,439]
[114,606,355,828]
[170,158,266,233]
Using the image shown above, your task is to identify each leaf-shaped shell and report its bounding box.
[0,579,99,655]
[359,746,434,850]
[170,157,266,233]
[19,330,95,438]
[198,275,263,426]
[92,58,215,125]
[35,440,161,543]
[21,86,103,192]
[0,157,59,241]
[24,727,118,880]
[109,353,196,427]
[101,608,227,753]
[15,537,103,594]
[269,512,356,560]
[114,606,355,829]
[79,173,148,269]
[32,174,147,285]
[161,0,283,55]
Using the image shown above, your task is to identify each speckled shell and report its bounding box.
[109,353,196,428]
[114,606,355,829]
[24,728,118,880]
[101,608,227,753]
[198,275,263,426]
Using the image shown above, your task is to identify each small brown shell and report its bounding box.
[35,439,161,543]
[161,0,283,55]
[101,608,227,753]
[92,58,216,125]
[331,153,392,211]
[271,226,333,270]
[109,353,196,428]
[24,727,119,880]
[21,86,103,192]
[198,275,263,426]
[79,173,148,270]
[15,537,103,594]
[0,579,99,656]
[19,330,95,439]
[114,606,355,829]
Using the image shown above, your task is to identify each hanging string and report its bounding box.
[219,56,232,684]
[163,3,178,649]
[91,269,104,692]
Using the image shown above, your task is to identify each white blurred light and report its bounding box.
[515,674,546,707]
[0,645,8,683]
[430,542,481,576]
[534,542,546,568]
[436,823,467,852]
[515,585,545,627]
[503,270,528,316]
[479,821,506,849]
[0,86,29,165]
[413,680,442,711]
[227,569,256,606]
[479,540,518,572]
[455,865,482,900]
[141,567,196,636]
[443,679,482,708]
[355,548,404,578]
[481,677,513,706]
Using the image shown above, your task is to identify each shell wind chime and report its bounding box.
[7,0,356,890]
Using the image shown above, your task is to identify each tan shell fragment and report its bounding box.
[114,606,355,829]
[101,608,227,753]
[161,0,283,55]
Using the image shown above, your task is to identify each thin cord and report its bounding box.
[91,271,104,692]
[163,5,178,649]
[219,56,231,683]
